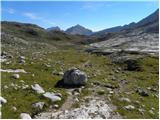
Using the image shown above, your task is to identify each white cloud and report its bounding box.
[23,12,40,20]
[23,12,56,25]
[3,8,15,14]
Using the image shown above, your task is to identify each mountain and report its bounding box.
[92,9,158,37]
[65,24,93,36]
[86,9,159,55]
[1,21,88,51]
[46,26,61,31]
[136,9,159,28]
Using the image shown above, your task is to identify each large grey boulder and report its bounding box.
[63,68,87,87]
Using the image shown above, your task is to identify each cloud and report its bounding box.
[23,12,40,20]
[3,8,15,14]
[81,2,112,11]
[23,12,56,25]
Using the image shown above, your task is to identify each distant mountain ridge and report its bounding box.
[65,24,93,36]
[46,26,61,31]
[92,9,159,36]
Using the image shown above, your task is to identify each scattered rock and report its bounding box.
[74,98,79,102]
[32,102,45,110]
[149,110,155,115]
[19,59,25,64]
[43,92,61,102]
[12,74,20,79]
[103,83,116,89]
[52,71,64,76]
[22,85,29,90]
[20,113,32,119]
[136,89,149,96]
[31,84,45,94]
[119,97,131,103]
[54,93,62,98]
[4,85,8,89]
[124,59,141,71]
[124,105,135,110]
[0,96,7,105]
[0,69,27,73]
[12,106,17,111]
[53,104,59,109]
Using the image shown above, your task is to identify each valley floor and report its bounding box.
[1,48,159,119]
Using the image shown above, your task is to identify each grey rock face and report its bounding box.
[63,68,87,86]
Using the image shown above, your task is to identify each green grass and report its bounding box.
[1,49,159,119]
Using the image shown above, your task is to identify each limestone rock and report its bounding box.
[32,102,45,110]
[20,113,32,119]
[31,84,45,94]
[43,92,61,102]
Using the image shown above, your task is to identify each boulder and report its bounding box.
[31,84,45,94]
[63,67,87,87]
[43,92,61,102]
[20,113,31,119]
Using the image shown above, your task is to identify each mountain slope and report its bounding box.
[65,24,93,36]
[92,9,158,37]
[86,9,159,55]
[46,26,61,31]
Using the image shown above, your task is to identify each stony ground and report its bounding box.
[1,47,159,119]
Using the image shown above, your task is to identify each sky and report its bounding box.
[1,1,159,31]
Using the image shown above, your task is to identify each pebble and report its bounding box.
[12,74,20,79]
[124,105,135,110]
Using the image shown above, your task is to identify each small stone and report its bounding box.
[75,98,79,102]
[12,74,20,79]
[54,104,59,108]
[55,93,62,98]
[19,59,25,64]
[22,85,29,90]
[109,91,114,94]
[0,96,7,104]
[31,84,45,94]
[32,102,45,110]
[20,113,31,119]
[12,106,17,111]
[19,80,25,83]
[149,110,155,115]
[4,85,8,89]
[137,89,149,97]
[124,105,135,110]
[43,92,61,102]
[119,97,131,103]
